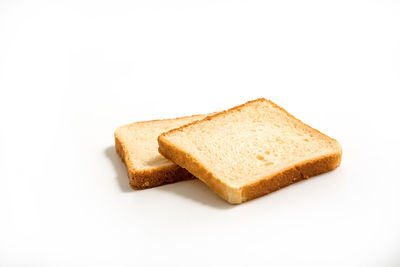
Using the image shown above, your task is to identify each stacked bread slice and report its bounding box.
[114,114,208,189]
[115,98,342,204]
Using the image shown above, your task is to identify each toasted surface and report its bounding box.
[158,99,342,203]
[115,114,207,189]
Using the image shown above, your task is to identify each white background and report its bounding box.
[1,0,399,266]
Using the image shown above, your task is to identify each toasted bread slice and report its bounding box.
[115,114,208,189]
[158,99,342,203]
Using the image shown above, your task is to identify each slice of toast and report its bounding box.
[115,114,208,189]
[158,99,342,204]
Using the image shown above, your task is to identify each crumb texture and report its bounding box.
[159,99,342,203]
[114,114,207,188]
[116,115,206,170]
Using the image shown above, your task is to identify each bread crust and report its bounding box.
[114,117,199,189]
[159,98,339,141]
[158,98,342,203]
[158,138,236,201]
[117,113,209,129]
[240,153,341,202]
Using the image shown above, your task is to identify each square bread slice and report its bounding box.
[158,99,342,204]
[115,114,208,189]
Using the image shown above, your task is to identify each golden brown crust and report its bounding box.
[159,98,339,144]
[158,138,233,200]
[240,153,341,202]
[158,98,342,203]
[159,138,341,203]
[114,112,217,189]
[159,99,265,139]
[114,113,213,189]
[115,134,194,190]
